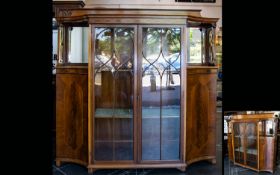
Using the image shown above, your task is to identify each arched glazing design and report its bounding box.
[141,28,181,160]
[94,27,134,161]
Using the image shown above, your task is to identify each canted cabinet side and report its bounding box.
[56,67,88,166]
[186,67,217,166]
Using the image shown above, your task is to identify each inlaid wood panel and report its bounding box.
[186,67,217,164]
[56,68,88,164]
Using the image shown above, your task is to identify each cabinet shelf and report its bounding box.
[95,140,133,143]
[95,107,180,118]
[235,148,258,155]
[234,135,256,139]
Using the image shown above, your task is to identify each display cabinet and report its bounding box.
[228,113,279,173]
[53,1,219,173]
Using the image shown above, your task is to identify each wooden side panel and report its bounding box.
[186,67,217,164]
[56,68,88,164]
[259,137,275,172]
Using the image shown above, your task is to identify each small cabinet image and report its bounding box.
[228,113,279,173]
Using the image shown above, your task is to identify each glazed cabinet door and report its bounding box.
[233,122,245,165]
[233,122,259,170]
[139,27,183,161]
[91,26,184,163]
[245,122,258,169]
[93,27,136,161]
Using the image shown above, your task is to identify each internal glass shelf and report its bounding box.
[95,106,180,118]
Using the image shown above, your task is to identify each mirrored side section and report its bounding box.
[186,17,217,66]
[58,24,89,64]
[53,18,58,74]
[188,28,202,64]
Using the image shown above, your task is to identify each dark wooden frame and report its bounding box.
[89,24,138,166]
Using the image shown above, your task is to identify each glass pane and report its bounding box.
[68,27,88,63]
[52,21,58,74]
[142,28,181,160]
[233,123,245,164]
[189,28,202,64]
[259,120,275,136]
[94,27,134,161]
[245,123,258,168]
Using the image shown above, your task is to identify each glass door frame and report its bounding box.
[231,120,260,171]
[137,25,187,164]
[90,25,138,164]
[88,24,187,165]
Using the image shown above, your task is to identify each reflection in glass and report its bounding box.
[233,123,245,164]
[52,19,58,74]
[208,28,216,65]
[189,28,202,64]
[94,27,134,161]
[259,120,275,136]
[233,122,258,168]
[141,28,181,160]
[245,123,258,168]
[68,27,89,63]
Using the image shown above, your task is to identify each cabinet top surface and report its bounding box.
[230,113,277,121]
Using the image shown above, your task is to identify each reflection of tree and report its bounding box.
[95,28,134,71]
[144,28,180,57]
[96,29,111,56]
[96,28,134,59]
[189,28,201,57]
[165,29,180,54]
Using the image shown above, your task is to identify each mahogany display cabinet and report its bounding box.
[227,113,279,173]
[53,1,219,173]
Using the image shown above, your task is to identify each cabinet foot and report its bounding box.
[56,160,61,167]
[88,168,95,174]
[210,158,216,164]
[177,166,186,172]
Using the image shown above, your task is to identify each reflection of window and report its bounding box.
[189,28,202,64]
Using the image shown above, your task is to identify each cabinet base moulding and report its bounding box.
[186,156,216,166]
[87,163,187,170]
[55,158,88,167]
